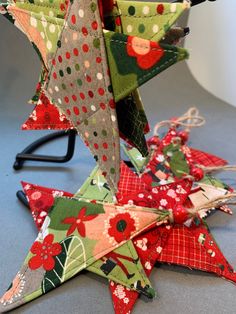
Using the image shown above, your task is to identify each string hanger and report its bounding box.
[153,107,206,136]
[130,192,236,224]
[197,164,236,174]
[192,193,236,214]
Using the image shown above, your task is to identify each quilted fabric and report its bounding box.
[105,31,189,102]
[0,0,190,190]
[158,222,236,282]
[116,95,149,156]
[22,93,72,130]
[0,193,167,312]
[44,0,121,191]
[116,0,190,41]
[117,162,149,199]
[190,148,228,167]
[110,220,236,314]
[110,225,172,314]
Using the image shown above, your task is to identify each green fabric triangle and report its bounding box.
[88,240,154,297]
[116,0,190,41]
[104,30,189,102]
[122,144,149,173]
[15,0,67,18]
[117,95,149,157]
[6,1,64,68]
[75,166,114,203]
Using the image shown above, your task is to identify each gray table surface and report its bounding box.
[0,14,236,314]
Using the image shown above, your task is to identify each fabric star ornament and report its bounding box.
[0,0,190,190]
[124,126,228,182]
[21,162,236,314]
[108,164,236,314]
[21,0,190,157]
[122,105,227,175]
[2,178,177,311]
[19,169,191,313]
[123,125,233,216]
[22,181,157,298]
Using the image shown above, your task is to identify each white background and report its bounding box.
[185,0,236,106]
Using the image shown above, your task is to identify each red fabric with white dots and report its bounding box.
[22,182,73,230]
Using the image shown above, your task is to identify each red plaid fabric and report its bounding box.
[110,221,236,314]
[158,223,236,282]
[190,148,227,167]
[117,162,148,199]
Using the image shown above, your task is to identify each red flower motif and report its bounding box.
[108,213,136,243]
[62,207,98,237]
[28,234,62,271]
[127,36,164,70]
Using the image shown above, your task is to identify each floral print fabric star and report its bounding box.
[19,155,236,314]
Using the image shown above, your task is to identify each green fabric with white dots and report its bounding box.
[116,1,190,41]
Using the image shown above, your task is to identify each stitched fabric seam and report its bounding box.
[4,212,157,307]
[9,6,64,25]
[15,1,64,10]
[43,0,118,189]
[114,56,179,100]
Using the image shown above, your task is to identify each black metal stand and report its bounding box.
[13,130,77,170]
[173,0,216,5]
[15,129,77,206]
[17,190,30,209]
[14,129,135,207]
